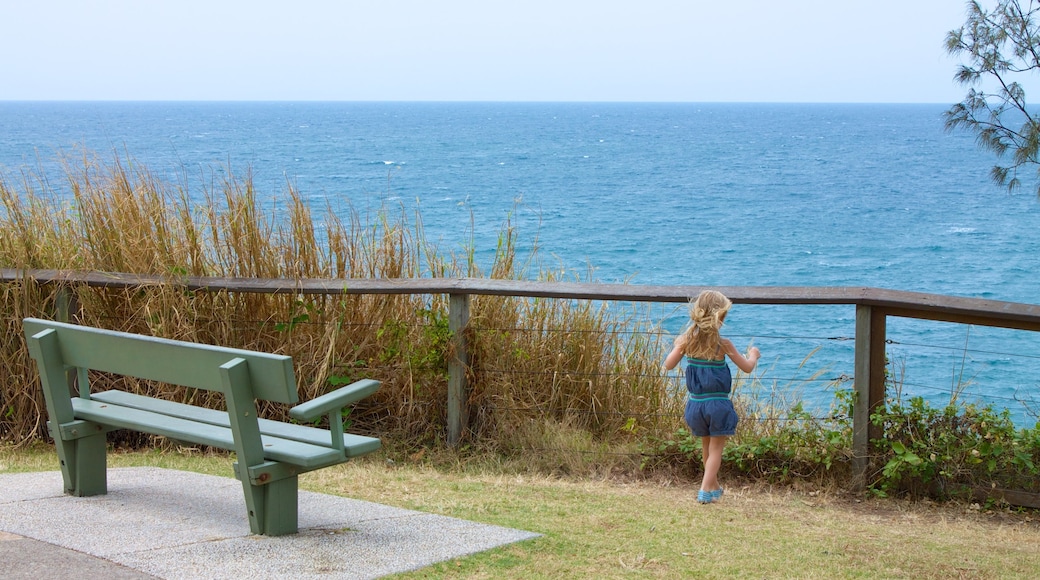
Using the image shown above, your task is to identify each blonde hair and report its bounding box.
[680,290,732,360]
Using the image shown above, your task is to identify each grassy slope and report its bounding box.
[3,445,1038,579]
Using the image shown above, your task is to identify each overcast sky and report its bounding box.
[0,1,982,103]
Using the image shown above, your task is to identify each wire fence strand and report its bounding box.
[96,301,1040,424]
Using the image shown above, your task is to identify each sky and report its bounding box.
[0,1,986,103]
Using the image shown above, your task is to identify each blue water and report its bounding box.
[2,101,1039,425]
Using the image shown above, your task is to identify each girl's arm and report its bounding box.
[721,338,760,373]
[663,335,686,371]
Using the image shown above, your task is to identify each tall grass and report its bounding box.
[0,154,685,459]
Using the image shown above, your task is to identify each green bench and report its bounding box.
[23,317,382,536]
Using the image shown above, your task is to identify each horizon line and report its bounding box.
[0,99,960,106]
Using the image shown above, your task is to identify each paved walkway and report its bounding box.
[0,467,539,579]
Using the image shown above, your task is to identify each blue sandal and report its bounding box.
[697,490,714,504]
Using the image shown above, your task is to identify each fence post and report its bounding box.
[54,284,79,392]
[852,304,887,489]
[447,292,470,446]
[55,285,71,322]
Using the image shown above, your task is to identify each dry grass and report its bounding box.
[0,154,686,455]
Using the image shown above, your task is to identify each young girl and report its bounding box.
[663,290,760,504]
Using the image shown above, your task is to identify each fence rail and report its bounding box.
[6,268,1040,487]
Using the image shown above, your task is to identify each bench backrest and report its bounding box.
[23,318,298,404]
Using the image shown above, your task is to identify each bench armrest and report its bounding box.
[288,379,380,423]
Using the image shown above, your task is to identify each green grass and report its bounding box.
[4,444,1039,579]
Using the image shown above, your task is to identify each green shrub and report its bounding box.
[869,395,1040,500]
[642,383,855,485]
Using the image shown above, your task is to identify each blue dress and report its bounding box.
[683,356,739,437]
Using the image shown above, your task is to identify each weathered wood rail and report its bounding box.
[6,268,1040,487]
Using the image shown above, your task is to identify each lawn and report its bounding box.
[3,445,1038,578]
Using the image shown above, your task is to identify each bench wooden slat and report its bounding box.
[90,390,381,458]
[23,318,298,404]
[70,399,343,469]
[289,379,381,420]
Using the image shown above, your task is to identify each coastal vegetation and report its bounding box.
[1,154,1039,507]
[946,0,1040,196]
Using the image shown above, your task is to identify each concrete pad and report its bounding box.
[0,467,539,579]
[0,531,156,580]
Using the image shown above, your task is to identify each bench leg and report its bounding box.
[239,477,266,535]
[237,474,299,536]
[262,476,299,536]
[56,431,107,497]
[234,462,301,536]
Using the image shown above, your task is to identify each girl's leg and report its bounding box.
[703,438,711,488]
[700,436,728,492]
[697,436,713,503]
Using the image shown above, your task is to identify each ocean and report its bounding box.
[1,101,1038,424]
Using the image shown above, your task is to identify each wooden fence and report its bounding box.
[6,268,1040,487]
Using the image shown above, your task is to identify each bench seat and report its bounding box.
[89,390,381,458]
[71,398,343,469]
